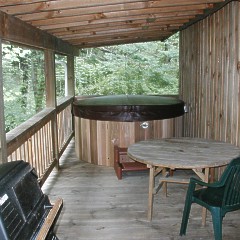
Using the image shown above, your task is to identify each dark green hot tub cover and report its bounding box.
[73,95,185,122]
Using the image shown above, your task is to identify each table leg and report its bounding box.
[202,167,210,226]
[162,168,167,196]
[147,165,155,221]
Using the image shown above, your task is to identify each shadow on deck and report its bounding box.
[42,140,240,240]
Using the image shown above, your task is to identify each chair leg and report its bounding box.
[114,164,123,179]
[211,208,222,240]
[117,167,123,180]
[179,197,192,235]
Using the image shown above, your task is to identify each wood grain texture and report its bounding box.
[75,117,183,167]
[127,138,240,169]
[0,11,78,55]
[0,0,229,48]
[127,137,240,221]
[180,1,240,147]
[42,140,240,240]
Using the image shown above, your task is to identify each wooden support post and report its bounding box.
[45,50,59,170]
[67,55,75,96]
[0,11,79,56]
[45,50,56,108]
[67,55,75,133]
[0,39,7,164]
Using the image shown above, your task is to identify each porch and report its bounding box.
[0,1,240,239]
[42,140,240,240]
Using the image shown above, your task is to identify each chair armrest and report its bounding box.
[186,177,218,198]
[189,177,223,189]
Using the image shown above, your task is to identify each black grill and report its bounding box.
[0,160,63,240]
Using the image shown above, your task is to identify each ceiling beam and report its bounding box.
[178,0,233,32]
[0,0,229,49]
[76,35,171,48]
[30,10,204,27]
[36,11,200,31]
[0,11,79,55]
[16,3,213,22]
[51,20,186,38]
[49,16,191,33]
[70,30,171,45]
[0,0,224,14]
[61,25,181,41]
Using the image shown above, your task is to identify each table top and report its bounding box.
[127,138,240,169]
[73,95,185,122]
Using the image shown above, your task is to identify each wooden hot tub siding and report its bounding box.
[75,117,183,167]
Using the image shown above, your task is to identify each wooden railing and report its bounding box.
[6,96,74,186]
[57,97,74,158]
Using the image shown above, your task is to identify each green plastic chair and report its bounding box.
[180,156,240,240]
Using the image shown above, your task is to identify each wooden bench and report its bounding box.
[114,145,148,180]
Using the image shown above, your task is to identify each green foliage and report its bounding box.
[75,33,179,95]
[2,43,45,132]
[55,54,67,99]
[2,43,67,132]
[2,34,179,132]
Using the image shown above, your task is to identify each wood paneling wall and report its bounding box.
[180,1,240,146]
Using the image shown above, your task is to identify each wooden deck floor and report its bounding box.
[42,140,240,240]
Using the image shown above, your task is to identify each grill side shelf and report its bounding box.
[35,198,63,240]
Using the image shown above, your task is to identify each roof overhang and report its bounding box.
[0,0,233,50]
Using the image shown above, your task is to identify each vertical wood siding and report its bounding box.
[75,117,183,167]
[180,1,240,146]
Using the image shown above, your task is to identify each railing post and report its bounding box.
[45,50,59,170]
[0,39,7,164]
[67,55,75,96]
[67,55,75,134]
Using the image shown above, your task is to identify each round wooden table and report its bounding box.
[127,138,240,221]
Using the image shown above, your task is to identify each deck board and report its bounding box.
[42,140,240,240]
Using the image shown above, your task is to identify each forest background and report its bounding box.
[2,33,179,132]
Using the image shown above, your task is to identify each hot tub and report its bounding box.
[73,95,185,121]
[73,95,185,166]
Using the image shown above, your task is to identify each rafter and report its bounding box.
[0,0,228,48]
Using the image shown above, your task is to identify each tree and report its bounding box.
[2,34,179,132]
[55,54,67,99]
[75,33,179,95]
[2,43,45,132]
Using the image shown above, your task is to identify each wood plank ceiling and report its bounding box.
[0,0,230,49]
